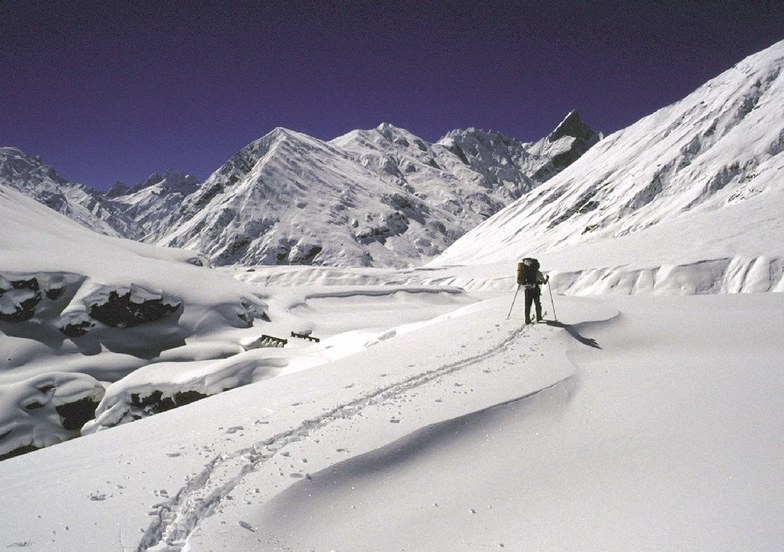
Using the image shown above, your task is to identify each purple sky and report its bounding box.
[2,1,782,190]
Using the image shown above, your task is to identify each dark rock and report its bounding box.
[44,286,65,300]
[548,111,598,143]
[55,396,102,431]
[105,181,130,198]
[129,389,208,417]
[58,317,95,337]
[86,286,181,328]
[0,276,42,322]
[547,111,601,170]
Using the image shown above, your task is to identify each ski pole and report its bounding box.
[506,285,521,320]
[547,279,558,322]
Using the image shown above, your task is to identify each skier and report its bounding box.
[516,257,549,324]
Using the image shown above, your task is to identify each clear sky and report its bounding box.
[2,0,782,190]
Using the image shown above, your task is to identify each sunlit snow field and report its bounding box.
[1,266,782,550]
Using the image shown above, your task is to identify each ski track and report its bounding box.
[137,322,536,551]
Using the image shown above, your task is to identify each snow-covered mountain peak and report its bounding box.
[138,114,599,267]
[0,146,27,158]
[206,127,324,189]
[373,122,430,147]
[256,126,318,151]
[438,126,517,146]
[330,123,431,154]
[0,147,136,237]
[130,170,200,195]
[105,181,130,198]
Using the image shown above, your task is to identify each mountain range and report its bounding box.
[0,112,599,267]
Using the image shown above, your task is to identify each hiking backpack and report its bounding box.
[517,257,540,286]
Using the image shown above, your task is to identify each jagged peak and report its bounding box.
[329,123,432,153]
[0,146,46,166]
[438,127,520,149]
[332,123,424,146]
[105,181,130,198]
[374,122,430,145]
[548,111,599,143]
[127,170,199,195]
[375,122,409,135]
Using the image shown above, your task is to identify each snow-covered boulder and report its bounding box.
[0,372,105,460]
[0,275,41,323]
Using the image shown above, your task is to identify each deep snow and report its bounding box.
[0,287,782,551]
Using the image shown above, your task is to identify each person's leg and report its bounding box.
[524,288,533,324]
[534,288,543,321]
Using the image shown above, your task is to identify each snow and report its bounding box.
[1,38,783,552]
[1,287,782,550]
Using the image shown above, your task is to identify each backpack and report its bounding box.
[517,257,540,286]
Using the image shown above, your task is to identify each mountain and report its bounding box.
[153,115,598,267]
[156,127,479,267]
[0,148,202,242]
[433,39,784,294]
[0,147,137,238]
[107,170,200,240]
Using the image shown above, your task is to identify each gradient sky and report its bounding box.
[2,0,783,190]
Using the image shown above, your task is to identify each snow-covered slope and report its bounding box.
[433,39,784,294]
[1,285,782,551]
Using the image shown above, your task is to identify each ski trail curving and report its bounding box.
[137,324,531,551]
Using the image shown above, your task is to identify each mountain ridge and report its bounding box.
[2,114,599,267]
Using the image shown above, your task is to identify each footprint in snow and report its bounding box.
[238,521,255,532]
